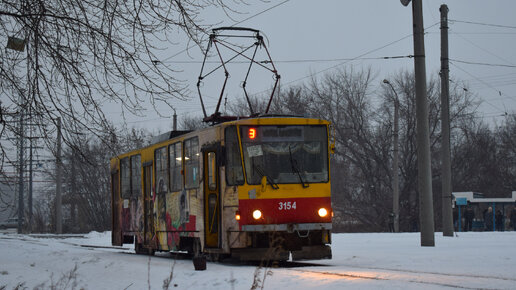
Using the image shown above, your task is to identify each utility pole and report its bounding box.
[383,79,400,232]
[56,117,62,234]
[28,128,33,232]
[71,150,76,228]
[17,106,25,234]
[393,95,400,233]
[440,4,454,237]
[403,0,435,246]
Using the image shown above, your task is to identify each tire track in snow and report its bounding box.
[289,267,514,289]
[336,264,516,282]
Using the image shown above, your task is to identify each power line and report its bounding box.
[231,0,291,27]
[450,19,516,29]
[451,62,516,109]
[249,22,440,97]
[450,30,516,66]
[451,31,516,35]
[449,59,516,69]
[161,0,291,63]
[162,54,415,65]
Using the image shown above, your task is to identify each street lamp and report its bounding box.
[6,37,26,52]
[400,0,411,7]
[383,79,400,233]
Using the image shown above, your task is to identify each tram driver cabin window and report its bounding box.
[185,137,199,188]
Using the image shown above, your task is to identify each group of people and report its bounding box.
[387,205,516,232]
[457,205,516,232]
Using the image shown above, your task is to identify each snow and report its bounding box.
[1,230,515,289]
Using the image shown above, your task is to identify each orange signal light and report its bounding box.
[249,128,256,139]
[235,211,241,221]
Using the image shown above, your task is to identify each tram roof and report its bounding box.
[111,115,330,163]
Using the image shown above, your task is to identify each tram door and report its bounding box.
[111,171,122,246]
[204,150,221,248]
[143,164,154,246]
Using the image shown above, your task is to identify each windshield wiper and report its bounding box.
[253,163,279,190]
[289,146,309,188]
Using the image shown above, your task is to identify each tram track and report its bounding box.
[333,264,516,282]
[287,265,515,289]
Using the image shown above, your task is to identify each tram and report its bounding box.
[110,116,333,261]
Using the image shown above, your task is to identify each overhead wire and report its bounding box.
[160,54,415,65]
[449,19,516,30]
[249,21,440,97]
[450,31,515,66]
[449,59,516,69]
[450,62,512,112]
[161,0,291,63]
[446,17,516,117]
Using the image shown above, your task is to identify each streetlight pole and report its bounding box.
[55,117,62,234]
[401,0,435,246]
[17,104,25,234]
[383,79,400,233]
[6,37,27,235]
[440,4,454,237]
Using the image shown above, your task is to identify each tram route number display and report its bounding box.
[278,201,297,210]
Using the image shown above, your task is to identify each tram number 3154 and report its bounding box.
[278,201,297,210]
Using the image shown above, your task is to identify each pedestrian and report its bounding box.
[511,206,516,231]
[495,210,504,232]
[388,212,395,232]
[453,208,458,231]
[464,206,475,231]
[484,207,493,231]
[495,210,504,231]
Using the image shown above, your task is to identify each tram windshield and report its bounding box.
[240,125,329,186]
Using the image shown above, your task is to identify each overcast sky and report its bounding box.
[108,0,516,133]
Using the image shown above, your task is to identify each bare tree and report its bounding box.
[379,71,478,231]
[297,68,479,232]
[452,114,516,198]
[0,0,244,174]
[0,0,246,220]
[37,125,151,232]
[302,67,393,231]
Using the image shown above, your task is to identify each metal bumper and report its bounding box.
[241,223,332,232]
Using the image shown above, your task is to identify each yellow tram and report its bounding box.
[110,116,333,261]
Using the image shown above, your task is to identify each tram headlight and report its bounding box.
[252,209,262,220]
[318,208,328,218]
[235,211,241,221]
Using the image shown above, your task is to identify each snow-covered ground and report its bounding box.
[1,230,515,289]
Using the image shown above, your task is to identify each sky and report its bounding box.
[2,0,516,198]
[107,0,516,134]
[2,230,516,289]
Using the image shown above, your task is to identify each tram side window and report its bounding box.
[155,147,168,194]
[169,142,182,191]
[130,155,142,197]
[120,157,131,198]
[185,137,199,189]
[225,126,244,185]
